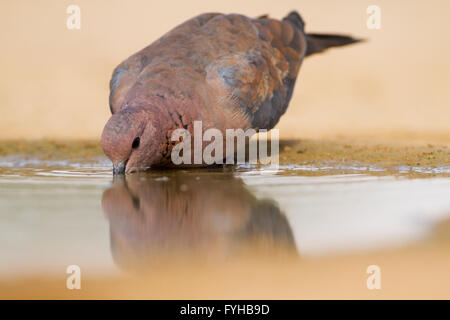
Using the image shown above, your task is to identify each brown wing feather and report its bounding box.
[109,13,222,114]
[109,12,307,131]
[204,13,306,129]
[246,15,306,129]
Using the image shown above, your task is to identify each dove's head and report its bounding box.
[101,106,164,174]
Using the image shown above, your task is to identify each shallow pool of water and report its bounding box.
[1,158,450,281]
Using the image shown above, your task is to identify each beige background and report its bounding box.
[1,0,449,141]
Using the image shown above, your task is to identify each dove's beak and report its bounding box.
[113,161,127,175]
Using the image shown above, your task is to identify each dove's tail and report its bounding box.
[283,11,363,57]
[305,33,363,56]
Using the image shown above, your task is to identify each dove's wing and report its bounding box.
[108,12,307,130]
[205,14,306,129]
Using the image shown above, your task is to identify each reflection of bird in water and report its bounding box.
[101,171,297,272]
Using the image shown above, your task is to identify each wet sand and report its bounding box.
[1,139,448,177]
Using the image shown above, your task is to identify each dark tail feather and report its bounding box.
[306,33,364,56]
[282,11,363,56]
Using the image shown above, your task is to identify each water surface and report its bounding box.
[1,158,450,298]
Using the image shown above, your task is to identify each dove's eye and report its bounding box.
[132,137,140,149]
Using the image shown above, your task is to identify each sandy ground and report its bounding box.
[0,139,448,177]
[1,0,449,142]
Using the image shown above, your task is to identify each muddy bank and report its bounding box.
[0,139,448,177]
[278,139,450,177]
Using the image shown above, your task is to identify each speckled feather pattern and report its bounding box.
[109,12,306,131]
